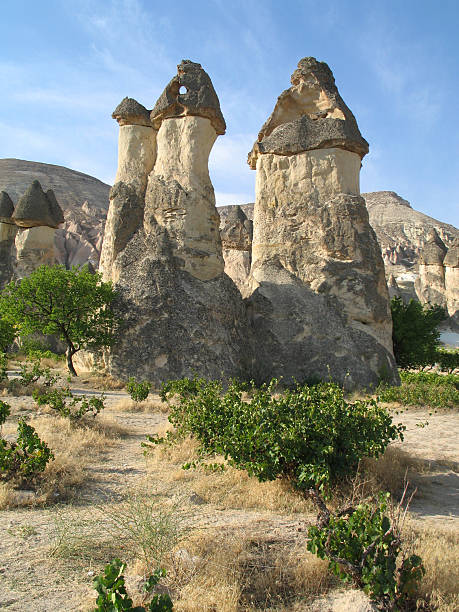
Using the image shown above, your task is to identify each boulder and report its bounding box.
[246,57,398,388]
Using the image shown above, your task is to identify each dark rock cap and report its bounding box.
[0,191,15,224]
[419,228,447,265]
[12,180,64,228]
[151,60,226,135]
[112,97,152,127]
[248,57,369,168]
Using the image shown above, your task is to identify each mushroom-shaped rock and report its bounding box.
[12,180,64,228]
[0,191,15,224]
[248,57,369,168]
[151,59,226,134]
[112,97,152,127]
[419,229,447,265]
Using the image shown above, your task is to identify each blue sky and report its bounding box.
[1,0,458,226]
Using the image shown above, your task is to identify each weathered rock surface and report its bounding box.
[248,57,368,169]
[12,180,64,228]
[12,225,59,278]
[101,61,251,383]
[0,158,110,269]
[365,191,459,324]
[218,205,253,296]
[246,57,398,388]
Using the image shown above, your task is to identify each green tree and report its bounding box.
[0,265,117,376]
[390,297,447,368]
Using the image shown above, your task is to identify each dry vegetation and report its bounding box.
[0,375,458,611]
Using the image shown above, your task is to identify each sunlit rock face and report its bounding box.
[246,57,398,389]
[100,60,251,383]
[218,205,253,297]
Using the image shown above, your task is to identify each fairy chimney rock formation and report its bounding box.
[100,60,251,382]
[219,205,253,297]
[0,191,17,287]
[415,229,448,307]
[246,57,398,388]
[8,181,64,279]
[444,239,459,321]
[100,98,157,281]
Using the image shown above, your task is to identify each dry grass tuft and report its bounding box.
[0,414,126,509]
[78,371,126,390]
[110,395,169,414]
[408,523,459,611]
[165,529,334,612]
[146,434,313,515]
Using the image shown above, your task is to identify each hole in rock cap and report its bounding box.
[179,85,188,95]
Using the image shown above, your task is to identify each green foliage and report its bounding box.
[0,416,54,485]
[18,357,60,387]
[390,297,447,368]
[0,317,16,352]
[126,378,151,403]
[33,386,105,421]
[307,493,425,609]
[20,336,65,361]
[0,400,11,429]
[0,264,117,375]
[377,370,459,408]
[145,378,404,496]
[435,348,459,374]
[0,352,7,383]
[92,559,172,611]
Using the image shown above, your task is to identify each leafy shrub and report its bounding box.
[377,370,459,408]
[0,352,7,383]
[0,406,54,485]
[92,558,172,611]
[307,492,425,610]
[391,297,447,368]
[0,318,15,352]
[18,357,60,387]
[145,378,404,496]
[126,377,152,403]
[33,387,105,421]
[435,348,459,374]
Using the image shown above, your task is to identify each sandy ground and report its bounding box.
[0,380,457,611]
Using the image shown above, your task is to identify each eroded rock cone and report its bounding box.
[444,239,459,320]
[100,60,251,382]
[246,57,398,388]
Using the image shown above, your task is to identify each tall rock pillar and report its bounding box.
[443,239,459,323]
[415,229,448,308]
[102,60,251,383]
[99,98,157,282]
[247,57,398,388]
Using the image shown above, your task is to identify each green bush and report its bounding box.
[0,318,16,353]
[435,348,459,374]
[307,492,425,609]
[18,357,60,388]
[126,377,151,403]
[0,406,54,485]
[377,370,459,408]
[92,558,172,611]
[391,297,447,368]
[33,387,105,421]
[0,352,7,383]
[145,378,404,496]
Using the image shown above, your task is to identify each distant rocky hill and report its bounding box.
[0,159,110,268]
[2,159,457,315]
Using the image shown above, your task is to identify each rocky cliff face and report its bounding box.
[0,158,109,270]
